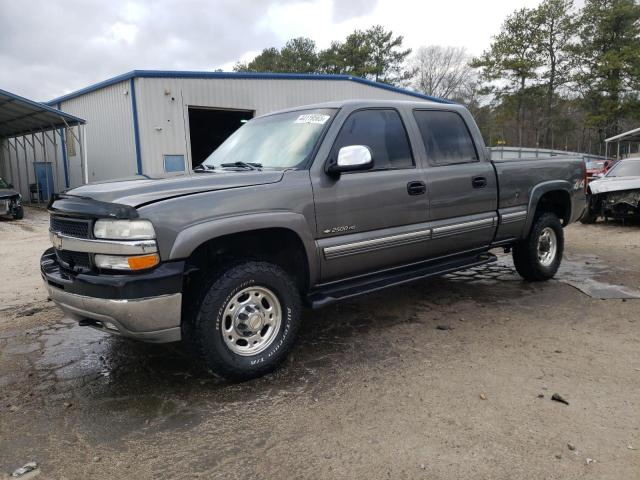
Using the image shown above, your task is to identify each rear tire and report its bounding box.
[513,212,564,281]
[12,206,23,220]
[183,261,301,381]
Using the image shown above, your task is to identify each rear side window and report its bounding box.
[413,110,478,165]
[332,109,414,170]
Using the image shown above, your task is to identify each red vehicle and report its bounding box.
[585,159,607,181]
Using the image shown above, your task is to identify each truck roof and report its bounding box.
[261,99,464,118]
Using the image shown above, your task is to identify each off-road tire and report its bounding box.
[513,212,564,281]
[579,207,598,224]
[12,206,24,220]
[183,261,301,381]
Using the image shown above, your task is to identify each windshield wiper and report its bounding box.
[220,161,262,170]
[193,164,215,172]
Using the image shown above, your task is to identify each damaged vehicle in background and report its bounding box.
[0,177,23,220]
[581,157,640,223]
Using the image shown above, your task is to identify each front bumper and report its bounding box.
[1,196,20,216]
[41,248,184,343]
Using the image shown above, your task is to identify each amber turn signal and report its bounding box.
[127,253,160,270]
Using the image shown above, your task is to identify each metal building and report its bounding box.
[0,88,86,203]
[44,70,448,185]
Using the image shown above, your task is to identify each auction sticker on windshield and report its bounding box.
[295,114,330,124]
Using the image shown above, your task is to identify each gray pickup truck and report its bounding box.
[42,100,586,380]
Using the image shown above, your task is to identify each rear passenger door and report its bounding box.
[412,109,497,257]
[311,108,430,282]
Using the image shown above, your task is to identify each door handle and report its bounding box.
[407,181,426,195]
[472,176,487,188]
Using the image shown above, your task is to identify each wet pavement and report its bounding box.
[1,211,639,479]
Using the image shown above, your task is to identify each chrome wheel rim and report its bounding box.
[221,286,282,356]
[537,227,557,267]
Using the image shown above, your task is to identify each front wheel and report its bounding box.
[580,194,599,224]
[183,261,301,381]
[512,212,564,281]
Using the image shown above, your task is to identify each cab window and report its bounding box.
[413,110,478,165]
[332,109,414,170]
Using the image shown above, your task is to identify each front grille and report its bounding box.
[50,216,91,238]
[56,249,91,270]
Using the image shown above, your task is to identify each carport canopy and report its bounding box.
[0,88,85,138]
[605,127,640,144]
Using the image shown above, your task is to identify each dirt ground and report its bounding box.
[0,207,638,480]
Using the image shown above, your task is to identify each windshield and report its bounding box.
[201,108,336,170]
[606,159,640,177]
[0,178,9,189]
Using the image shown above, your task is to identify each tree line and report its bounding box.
[233,0,640,155]
[234,25,413,85]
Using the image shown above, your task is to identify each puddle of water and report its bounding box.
[441,253,640,300]
[491,253,640,300]
[560,278,640,299]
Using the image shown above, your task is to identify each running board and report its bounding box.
[307,252,497,308]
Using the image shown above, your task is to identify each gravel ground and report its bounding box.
[0,207,638,479]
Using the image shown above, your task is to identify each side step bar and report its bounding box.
[307,252,497,309]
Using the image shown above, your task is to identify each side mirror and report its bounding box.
[327,145,373,176]
[7,183,13,189]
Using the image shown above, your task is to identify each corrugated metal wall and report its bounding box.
[0,130,67,201]
[59,80,136,183]
[135,77,422,177]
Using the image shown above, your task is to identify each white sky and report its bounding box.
[0,0,549,101]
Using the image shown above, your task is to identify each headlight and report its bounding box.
[94,219,155,240]
[94,253,159,271]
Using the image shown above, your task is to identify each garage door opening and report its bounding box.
[188,107,254,168]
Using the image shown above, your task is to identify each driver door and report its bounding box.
[310,108,430,282]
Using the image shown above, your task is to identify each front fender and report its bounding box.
[169,211,320,286]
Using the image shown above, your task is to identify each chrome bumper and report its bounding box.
[45,282,182,343]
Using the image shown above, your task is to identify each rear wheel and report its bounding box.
[183,261,301,381]
[12,206,23,220]
[513,212,564,281]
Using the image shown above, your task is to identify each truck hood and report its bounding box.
[0,188,20,199]
[65,171,285,207]
[589,176,640,194]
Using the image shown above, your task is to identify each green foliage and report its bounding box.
[471,8,543,145]
[280,37,320,73]
[471,0,640,152]
[571,0,640,138]
[471,8,542,89]
[321,29,372,77]
[366,25,413,84]
[533,0,576,146]
[235,26,412,86]
[234,39,319,74]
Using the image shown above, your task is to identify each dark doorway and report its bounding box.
[188,107,254,167]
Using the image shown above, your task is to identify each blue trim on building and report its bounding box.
[130,78,143,175]
[46,70,454,106]
[0,88,86,125]
[56,102,70,188]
